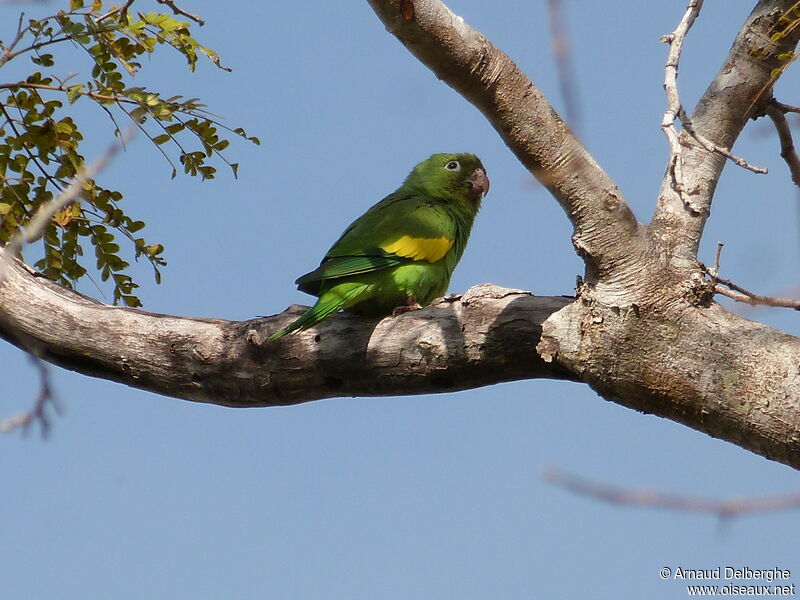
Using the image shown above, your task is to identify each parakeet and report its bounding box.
[270,153,489,340]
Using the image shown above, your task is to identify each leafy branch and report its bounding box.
[0,0,259,306]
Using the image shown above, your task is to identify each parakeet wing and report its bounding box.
[295,253,404,295]
[296,194,457,295]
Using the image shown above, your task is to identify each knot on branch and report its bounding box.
[682,271,715,308]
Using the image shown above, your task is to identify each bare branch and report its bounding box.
[774,100,800,114]
[680,108,767,175]
[659,1,766,216]
[766,99,800,186]
[714,282,800,310]
[701,246,800,309]
[542,468,800,518]
[660,0,704,212]
[652,0,800,263]
[0,268,577,406]
[711,241,723,276]
[366,0,649,283]
[545,0,581,130]
[0,356,59,438]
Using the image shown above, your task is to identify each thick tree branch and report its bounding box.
[367,0,650,286]
[652,0,800,263]
[2,248,800,469]
[538,291,800,470]
[0,252,575,407]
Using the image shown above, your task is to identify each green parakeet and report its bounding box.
[270,153,489,340]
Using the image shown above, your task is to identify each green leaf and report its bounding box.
[0,3,252,306]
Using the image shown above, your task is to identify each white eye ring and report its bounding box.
[445,160,461,171]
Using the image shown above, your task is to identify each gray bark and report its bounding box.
[0,256,574,406]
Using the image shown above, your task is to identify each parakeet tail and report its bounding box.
[269,284,368,340]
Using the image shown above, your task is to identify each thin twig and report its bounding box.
[0,13,28,69]
[155,0,204,26]
[701,245,800,309]
[545,0,581,130]
[711,241,723,276]
[97,0,135,23]
[661,0,766,209]
[766,99,800,186]
[680,107,767,175]
[774,100,800,115]
[713,282,800,310]
[0,355,59,438]
[542,467,800,518]
[660,0,704,208]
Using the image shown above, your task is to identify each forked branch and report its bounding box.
[366,0,649,281]
[652,0,800,261]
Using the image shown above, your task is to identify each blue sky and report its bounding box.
[3,1,800,598]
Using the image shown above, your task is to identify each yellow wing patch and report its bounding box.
[382,235,453,263]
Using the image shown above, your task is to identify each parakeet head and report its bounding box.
[404,153,489,208]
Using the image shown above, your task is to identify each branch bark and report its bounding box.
[0,250,575,406]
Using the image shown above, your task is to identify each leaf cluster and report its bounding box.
[0,0,259,306]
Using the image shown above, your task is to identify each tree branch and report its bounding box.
[652,0,800,263]
[766,98,800,185]
[543,467,800,518]
[366,0,650,285]
[660,0,704,211]
[0,258,575,406]
[0,355,59,438]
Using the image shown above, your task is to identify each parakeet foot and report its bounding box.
[392,302,422,316]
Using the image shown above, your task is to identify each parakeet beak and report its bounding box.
[468,168,489,199]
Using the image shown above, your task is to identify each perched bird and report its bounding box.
[270,153,489,340]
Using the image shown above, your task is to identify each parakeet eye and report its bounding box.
[445,160,461,171]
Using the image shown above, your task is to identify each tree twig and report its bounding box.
[651,1,800,261]
[542,467,800,518]
[711,241,723,276]
[701,252,800,310]
[680,107,767,174]
[658,4,766,202]
[660,0,704,210]
[0,355,59,438]
[155,0,204,26]
[545,0,581,130]
[713,283,800,310]
[97,0,135,24]
[766,98,800,186]
[773,100,800,114]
